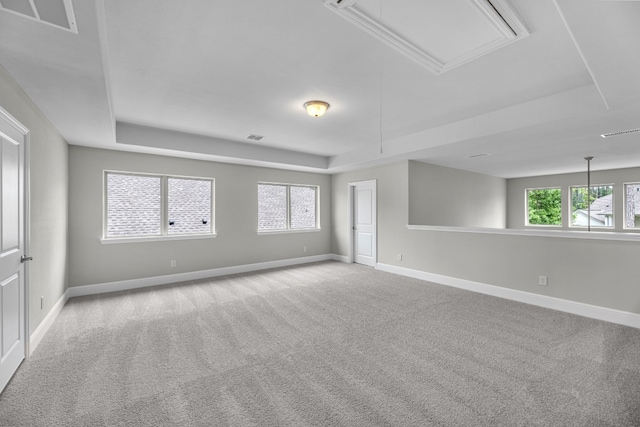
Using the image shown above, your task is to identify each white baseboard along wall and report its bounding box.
[375,263,640,330]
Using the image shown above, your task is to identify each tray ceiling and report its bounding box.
[1,0,640,178]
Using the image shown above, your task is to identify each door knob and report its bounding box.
[20,255,33,263]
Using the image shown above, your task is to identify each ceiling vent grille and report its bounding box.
[0,0,77,33]
[247,134,264,141]
[600,128,640,138]
[323,0,528,74]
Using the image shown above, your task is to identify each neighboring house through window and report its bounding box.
[570,185,614,228]
[105,171,214,239]
[258,183,318,232]
[624,183,640,229]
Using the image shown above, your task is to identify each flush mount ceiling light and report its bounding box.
[304,100,330,118]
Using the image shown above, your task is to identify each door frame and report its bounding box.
[348,179,377,265]
[0,106,30,360]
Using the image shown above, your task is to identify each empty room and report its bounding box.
[1,0,640,425]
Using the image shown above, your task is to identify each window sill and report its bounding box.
[257,228,321,236]
[101,233,217,244]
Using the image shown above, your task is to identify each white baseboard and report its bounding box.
[67,254,337,298]
[376,263,640,330]
[330,254,350,263]
[29,290,70,355]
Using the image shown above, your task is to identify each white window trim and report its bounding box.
[257,228,322,236]
[257,182,320,234]
[103,171,215,242]
[568,184,615,229]
[524,187,563,227]
[100,233,217,244]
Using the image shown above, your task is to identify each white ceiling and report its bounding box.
[0,0,639,178]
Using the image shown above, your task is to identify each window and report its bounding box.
[105,172,214,240]
[258,183,318,232]
[570,185,613,228]
[526,188,562,226]
[624,183,640,229]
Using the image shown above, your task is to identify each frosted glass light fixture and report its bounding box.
[304,100,330,118]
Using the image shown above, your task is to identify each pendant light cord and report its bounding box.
[585,156,593,231]
[379,0,383,155]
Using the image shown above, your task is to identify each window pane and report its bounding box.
[570,185,614,227]
[258,184,287,230]
[526,188,561,226]
[168,178,212,235]
[290,186,317,229]
[107,174,161,237]
[625,183,640,228]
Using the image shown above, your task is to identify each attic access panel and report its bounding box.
[323,0,528,74]
[0,0,77,33]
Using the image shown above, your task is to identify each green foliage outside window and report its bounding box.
[527,188,562,225]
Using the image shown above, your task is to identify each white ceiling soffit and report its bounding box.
[323,0,528,74]
[0,0,77,33]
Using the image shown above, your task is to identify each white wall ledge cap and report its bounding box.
[407,225,640,242]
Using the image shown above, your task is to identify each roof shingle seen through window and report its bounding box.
[106,173,213,238]
[107,174,161,237]
[168,178,212,234]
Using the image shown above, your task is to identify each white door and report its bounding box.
[352,180,376,266]
[0,109,27,393]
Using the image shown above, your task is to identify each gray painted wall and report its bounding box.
[333,160,640,315]
[507,166,640,231]
[68,146,331,287]
[331,161,408,264]
[408,160,506,227]
[0,65,69,335]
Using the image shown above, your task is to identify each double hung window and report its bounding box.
[104,172,214,240]
[258,183,319,232]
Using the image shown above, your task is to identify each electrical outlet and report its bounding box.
[397,254,402,261]
[170,260,176,268]
[303,246,307,252]
[538,275,548,286]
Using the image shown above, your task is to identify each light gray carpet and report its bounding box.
[1,261,639,426]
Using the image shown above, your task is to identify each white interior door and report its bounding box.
[0,110,26,394]
[352,180,376,266]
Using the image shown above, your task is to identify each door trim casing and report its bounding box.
[348,179,377,265]
[0,106,30,361]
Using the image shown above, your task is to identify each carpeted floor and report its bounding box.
[1,261,639,426]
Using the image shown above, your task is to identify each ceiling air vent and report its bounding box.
[600,128,640,138]
[323,0,528,74]
[0,0,77,33]
[247,134,264,141]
